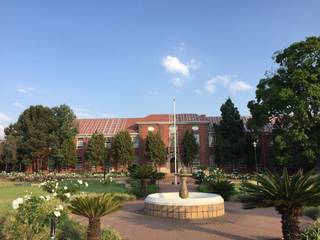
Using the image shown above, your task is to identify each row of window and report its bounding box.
[76,135,140,149]
[76,131,217,149]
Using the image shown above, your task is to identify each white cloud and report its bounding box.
[73,108,95,118]
[0,124,4,139]
[12,102,25,108]
[162,56,190,77]
[172,77,184,88]
[188,59,201,70]
[0,112,12,140]
[215,74,231,85]
[229,81,252,93]
[205,74,232,93]
[18,87,35,95]
[205,79,216,93]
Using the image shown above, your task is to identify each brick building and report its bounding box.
[75,114,269,173]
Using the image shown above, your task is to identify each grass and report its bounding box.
[0,180,128,216]
[0,181,45,215]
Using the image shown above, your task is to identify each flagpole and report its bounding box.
[173,98,178,185]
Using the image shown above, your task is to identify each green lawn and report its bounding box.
[0,181,45,215]
[0,180,128,216]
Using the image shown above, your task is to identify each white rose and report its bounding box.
[16,198,23,204]
[64,186,68,190]
[77,180,83,185]
[54,211,61,217]
[84,182,88,187]
[64,193,71,198]
[46,195,51,201]
[57,204,63,210]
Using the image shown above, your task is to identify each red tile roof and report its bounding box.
[77,114,252,135]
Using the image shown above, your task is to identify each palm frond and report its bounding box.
[241,168,320,209]
[69,193,122,218]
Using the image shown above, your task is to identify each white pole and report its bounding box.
[173,98,178,185]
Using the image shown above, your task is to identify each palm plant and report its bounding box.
[128,164,154,197]
[69,193,122,240]
[241,168,320,240]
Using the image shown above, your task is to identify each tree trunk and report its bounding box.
[87,218,101,240]
[279,208,300,240]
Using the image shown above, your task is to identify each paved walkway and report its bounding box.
[75,183,312,240]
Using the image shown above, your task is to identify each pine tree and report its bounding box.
[145,132,167,170]
[86,133,107,169]
[111,131,135,169]
[181,130,199,167]
[216,98,245,171]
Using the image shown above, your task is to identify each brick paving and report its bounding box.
[75,183,313,240]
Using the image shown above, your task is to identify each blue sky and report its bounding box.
[0,1,320,137]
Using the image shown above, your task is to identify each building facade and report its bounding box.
[75,113,266,173]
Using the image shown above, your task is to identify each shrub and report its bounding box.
[198,183,210,193]
[207,180,235,201]
[4,195,66,240]
[192,171,206,184]
[101,228,122,240]
[303,206,320,220]
[298,221,320,240]
[130,180,159,198]
[40,179,88,201]
[56,218,87,240]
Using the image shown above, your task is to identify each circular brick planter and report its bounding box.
[144,192,224,220]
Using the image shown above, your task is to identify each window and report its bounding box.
[208,133,216,147]
[193,133,200,145]
[131,135,139,148]
[76,138,84,148]
[75,157,83,170]
[105,137,112,149]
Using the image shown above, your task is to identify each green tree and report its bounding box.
[86,133,107,170]
[69,193,122,240]
[1,134,19,171]
[248,36,320,172]
[50,105,78,170]
[111,131,135,169]
[145,132,167,170]
[215,98,245,171]
[241,168,320,240]
[128,165,154,197]
[13,105,55,172]
[181,130,199,167]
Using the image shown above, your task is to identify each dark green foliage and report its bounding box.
[1,104,78,172]
[248,37,320,172]
[86,133,107,168]
[14,105,56,171]
[241,168,320,240]
[111,131,135,168]
[192,171,206,184]
[149,171,165,184]
[303,206,320,220]
[128,164,155,197]
[215,98,245,170]
[181,130,199,167]
[50,105,78,170]
[57,217,87,240]
[206,180,235,201]
[145,132,167,168]
[0,134,18,171]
